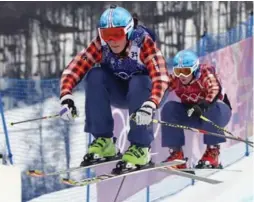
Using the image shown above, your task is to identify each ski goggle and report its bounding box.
[173,67,193,77]
[98,18,134,42]
[99,27,126,42]
[173,59,199,77]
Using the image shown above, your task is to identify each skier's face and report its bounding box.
[107,37,128,54]
[179,74,193,85]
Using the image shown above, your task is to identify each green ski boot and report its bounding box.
[122,145,151,166]
[81,137,120,166]
[112,145,152,174]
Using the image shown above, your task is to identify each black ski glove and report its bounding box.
[187,100,210,118]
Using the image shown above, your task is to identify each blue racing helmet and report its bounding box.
[98,5,134,39]
[173,50,200,77]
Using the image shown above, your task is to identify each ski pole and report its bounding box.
[129,115,253,146]
[151,119,253,147]
[10,114,60,126]
[200,115,233,135]
[200,115,253,147]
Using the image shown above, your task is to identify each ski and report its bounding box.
[61,159,186,186]
[27,155,122,177]
[180,168,242,173]
[159,167,223,184]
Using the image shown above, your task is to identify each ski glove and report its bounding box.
[60,94,78,121]
[187,100,210,118]
[135,101,156,125]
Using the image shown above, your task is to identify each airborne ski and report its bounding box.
[179,168,242,173]
[61,159,186,186]
[159,167,223,184]
[27,154,122,177]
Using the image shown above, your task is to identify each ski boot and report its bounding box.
[195,145,223,169]
[80,137,121,167]
[112,145,152,174]
[162,148,187,169]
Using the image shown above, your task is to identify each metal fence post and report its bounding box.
[146,186,150,202]
[0,93,13,164]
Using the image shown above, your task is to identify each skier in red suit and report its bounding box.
[161,50,232,169]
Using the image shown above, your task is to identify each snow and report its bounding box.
[0,165,21,202]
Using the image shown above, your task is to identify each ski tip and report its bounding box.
[61,178,78,186]
[26,170,45,177]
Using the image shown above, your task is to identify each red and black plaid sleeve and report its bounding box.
[168,73,177,91]
[140,36,169,106]
[60,36,102,98]
[200,64,221,103]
